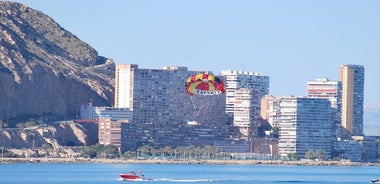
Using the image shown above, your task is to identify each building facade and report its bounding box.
[115,64,227,126]
[260,95,280,128]
[92,107,133,121]
[80,102,133,121]
[233,88,256,137]
[214,140,252,153]
[339,64,365,136]
[276,96,333,159]
[115,64,137,109]
[114,64,234,151]
[98,118,129,152]
[333,139,362,162]
[219,70,269,139]
[307,78,342,124]
[219,70,269,118]
[80,102,93,120]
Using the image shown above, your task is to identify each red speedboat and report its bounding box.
[119,171,145,181]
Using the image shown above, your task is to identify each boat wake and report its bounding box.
[153,178,217,182]
[117,178,215,182]
[117,178,154,182]
[118,178,368,183]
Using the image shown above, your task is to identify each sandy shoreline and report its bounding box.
[1,157,379,166]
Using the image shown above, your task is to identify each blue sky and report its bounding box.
[13,0,380,106]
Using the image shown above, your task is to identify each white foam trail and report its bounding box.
[153,178,215,182]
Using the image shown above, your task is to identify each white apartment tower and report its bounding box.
[115,64,137,109]
[219,70,269,120]
[233,88,256,137]
[276,96,333,159]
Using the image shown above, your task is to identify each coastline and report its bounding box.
[1,157,379,166]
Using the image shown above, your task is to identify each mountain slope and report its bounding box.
[364,102,380,136]
[0,1,114,125]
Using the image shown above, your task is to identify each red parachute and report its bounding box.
[185,73,225,96]
[185,72,226,121]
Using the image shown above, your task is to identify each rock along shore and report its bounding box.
[1,157,379,166]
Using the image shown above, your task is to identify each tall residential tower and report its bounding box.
[115,64,137,109]
[339,64,365,136]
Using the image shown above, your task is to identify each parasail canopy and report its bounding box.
[185,73,225,96]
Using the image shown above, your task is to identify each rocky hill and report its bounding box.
[0,122,98,149]
[0,1,114,126]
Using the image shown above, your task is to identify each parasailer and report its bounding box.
[185,72,225,118]
[185,73,225,96]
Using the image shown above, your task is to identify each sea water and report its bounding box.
[0,163,378,184]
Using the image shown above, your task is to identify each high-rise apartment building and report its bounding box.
[115,64,226,125]
[219,70,269,120]
[276,96,333,159]
[114,64,232,151]
[339,64,365,136]
[233,88,256,137]
[307,78,342,124]
[115,64,137,109]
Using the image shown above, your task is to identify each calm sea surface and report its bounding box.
[0,163,378,184]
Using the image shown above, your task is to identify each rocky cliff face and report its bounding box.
[0,1,114,124]
[0,122,98,149]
